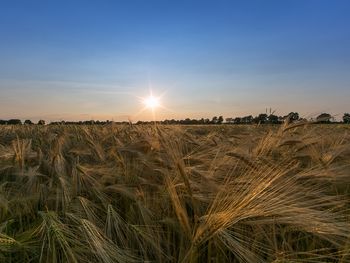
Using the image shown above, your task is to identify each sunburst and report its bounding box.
[143,95,160,110]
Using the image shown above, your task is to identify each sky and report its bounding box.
[0,0,349,121]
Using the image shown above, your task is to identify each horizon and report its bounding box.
[1,1,349,121]
[0,111,347,124]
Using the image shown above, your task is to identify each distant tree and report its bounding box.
[8,119,22,125]
[268,114,280,124]
[343,113,350,124]
[234,117,242,124]
[241,115,253,124]
[83,120,94,125]
[37,120,46,125]
[192,119,200,125]
[211,116,218,124]
[316,113,332,123]
[198,118,205,124]
[0,120,7,125]
[254,114,268,124]
[217,116,224,124]
[24,119,33,125]
[225,117,233,123]
[285,112,300,123]
[184,118,191,125]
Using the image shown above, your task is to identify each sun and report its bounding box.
[143,95,160,110]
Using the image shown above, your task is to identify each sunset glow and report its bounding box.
[143,95,160,110]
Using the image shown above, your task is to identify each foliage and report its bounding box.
[254,113,268,124]
[316,113,332,123]
[343,113,350,124]
[3,111,350,126]
[7,119,22,125]
[285,112,300,123]
[24,120,33,125]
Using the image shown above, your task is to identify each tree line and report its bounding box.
[0,119,117,125]
[0,119,46,125]
[137,112,350,125]
[0,112,349,125]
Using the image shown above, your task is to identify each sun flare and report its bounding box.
[143,95,160,110]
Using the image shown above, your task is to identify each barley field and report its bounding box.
[0,123,349,262]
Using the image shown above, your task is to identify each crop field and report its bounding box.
[0,123,349,262]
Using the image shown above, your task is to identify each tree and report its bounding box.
[217,116,224,124]
[268,114,280,124]
[225,117,233,123]
[83,120,94,125]
[234,117,242,124]
[8,119,22,125]
[38,120,46,125]
[241,115,253,124]
[199,118,205,124]
[211,116,218,124]
[254,114,268,124]
[316,113,332,123]
[287,112,299,123]
[24,119,33,125]
[183,118,191,125]
[343,113,350,124]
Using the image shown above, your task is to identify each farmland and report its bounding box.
[0,123,349,262]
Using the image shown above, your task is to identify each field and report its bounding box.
[0,123,350,262]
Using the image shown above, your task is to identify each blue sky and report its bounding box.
[0,0,349,121]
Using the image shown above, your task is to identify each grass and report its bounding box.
[0,123,349,262]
